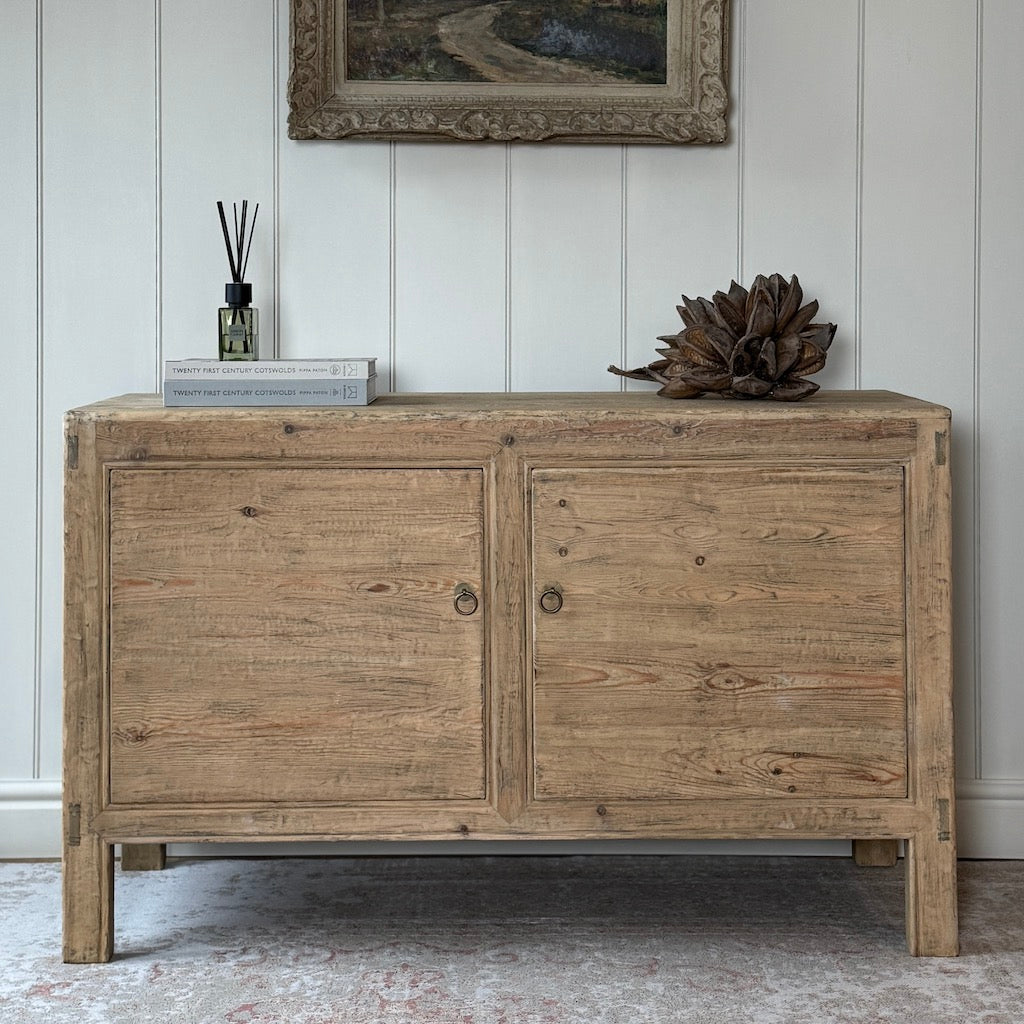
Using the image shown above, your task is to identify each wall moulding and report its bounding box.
[287,0,730,143]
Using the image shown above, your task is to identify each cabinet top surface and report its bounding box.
[69,390,949,423]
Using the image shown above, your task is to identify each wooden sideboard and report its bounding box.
[63,391,958,960]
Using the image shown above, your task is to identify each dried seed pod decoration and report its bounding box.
[609,273,837,401]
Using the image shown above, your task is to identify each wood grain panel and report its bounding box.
[0,0,39,778]
[63,417,114,962]
[904,415,957,955]
[120,843,166,871]
[93,797,928,844]
[83,393,925,471]
[489,448,530,822]
[531,466,907,800]
[108,468,486,804]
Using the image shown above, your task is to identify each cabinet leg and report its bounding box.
[905,830,959,956]
[121,843,167,871]
[62,834,114,963]
[853,839,899,867]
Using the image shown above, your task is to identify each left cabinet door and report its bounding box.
[108,467,486,805]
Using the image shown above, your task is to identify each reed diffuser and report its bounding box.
[217,199,259,360]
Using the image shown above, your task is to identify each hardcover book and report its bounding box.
[163,375,377,407]
[165,357,376,380]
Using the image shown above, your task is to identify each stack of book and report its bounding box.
[163,358,377,407]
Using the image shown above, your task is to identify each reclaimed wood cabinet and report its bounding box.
[63,392,957,960]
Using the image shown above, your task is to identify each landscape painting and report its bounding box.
[288,0,729,143]
[345,0,668,85]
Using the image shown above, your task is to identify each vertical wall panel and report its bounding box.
[38,0,158,776]
[860,0,979,777]
[0,1,40,778]
[276,140,392,372]
[276,141,393,371]
[978,0,1024,780]
[623,5,742,387]
[509,147,624,391]
[276,7,392,374]
[742,0,860,390]
[160,0,276,363]
[7,0,1024,856]
[393,145,507,392]
[624,4,741,387]
[623,144,739,385]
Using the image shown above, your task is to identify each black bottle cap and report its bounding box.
[225,282,252,308]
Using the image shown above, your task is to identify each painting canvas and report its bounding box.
[288,0,729,143]
[345,0,669,86]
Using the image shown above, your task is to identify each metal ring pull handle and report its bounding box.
[539,588,563,614]
[454,584,479,616]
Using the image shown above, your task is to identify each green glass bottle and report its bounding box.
[218,282,259,361]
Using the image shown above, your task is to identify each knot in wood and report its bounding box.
[282,423,295,435]
[241,506,258,518]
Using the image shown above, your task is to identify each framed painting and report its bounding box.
[288,0,730,144]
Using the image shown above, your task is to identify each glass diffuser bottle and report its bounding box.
[219,282,259,360]
[216,199,259,361]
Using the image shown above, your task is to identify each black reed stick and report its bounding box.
[237,201,245,271]
[217,201,239,282]
[217,199,258,284]
[241,203,259,281]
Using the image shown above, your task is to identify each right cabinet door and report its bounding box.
[530,466,908,802]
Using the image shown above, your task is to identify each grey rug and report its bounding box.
[1,855,1021,1023]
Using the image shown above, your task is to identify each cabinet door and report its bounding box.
[531,466,907,801]
[109,467,485,804]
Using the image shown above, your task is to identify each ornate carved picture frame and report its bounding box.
[288,1,729,144]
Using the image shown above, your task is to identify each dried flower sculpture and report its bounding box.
[610,273,837,401]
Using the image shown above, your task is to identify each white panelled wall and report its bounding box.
[2,0,1022,858]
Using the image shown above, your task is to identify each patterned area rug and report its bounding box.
[1,855,1022,1023]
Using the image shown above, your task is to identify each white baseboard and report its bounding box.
[0,780,62,859]
[956,779,1024,859]
[4,778,1022,861]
